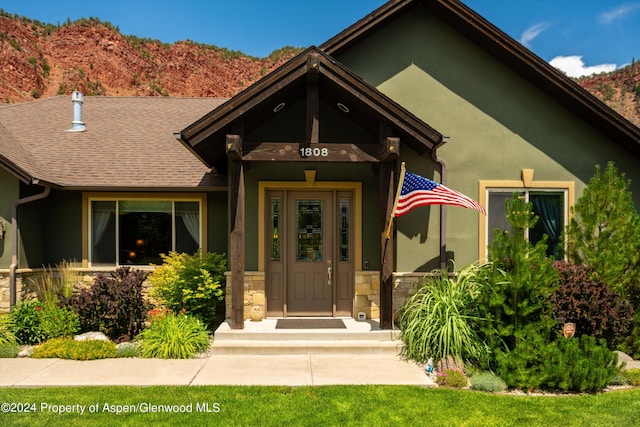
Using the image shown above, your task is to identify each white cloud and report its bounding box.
[519,22,549,47]
[599,3,640,24]
[549,55,617,78]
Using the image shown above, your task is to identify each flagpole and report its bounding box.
[385,162,406,240]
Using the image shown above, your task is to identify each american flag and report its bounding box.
[395,171,486,217]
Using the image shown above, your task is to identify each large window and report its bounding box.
[486,190,566,259]
[479,170,574,261]
[88,196,203,266]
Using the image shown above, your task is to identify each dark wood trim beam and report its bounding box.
[227,134,245,329]
[380,137,400,162]
[306,54,320,145]
[226,134,243,160]
[379,160,395,329]
[241,142,380,162]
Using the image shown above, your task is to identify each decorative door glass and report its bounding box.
[339,198,349,261]
[296,200,323,261]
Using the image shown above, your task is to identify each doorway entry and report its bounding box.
[265,189,354,317]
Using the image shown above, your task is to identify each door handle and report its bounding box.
[327,266,332,285]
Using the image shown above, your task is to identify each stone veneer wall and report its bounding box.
[224,271,427,321]
[0,268,155,313]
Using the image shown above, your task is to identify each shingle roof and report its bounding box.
[0,96,228,189]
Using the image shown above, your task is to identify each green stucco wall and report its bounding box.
[334,8,640,270]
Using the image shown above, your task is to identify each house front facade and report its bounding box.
[2,0,640,329]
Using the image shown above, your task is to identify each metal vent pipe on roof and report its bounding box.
[66,91,86,132]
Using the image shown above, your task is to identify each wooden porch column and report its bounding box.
[227,134,245,329]
[380,136,399,329]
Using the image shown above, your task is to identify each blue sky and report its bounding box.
[2,0,639,77]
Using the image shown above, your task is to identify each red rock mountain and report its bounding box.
[1,13,639,128]
[0,15,301,102]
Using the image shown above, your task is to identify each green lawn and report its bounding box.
[1,386,639,426]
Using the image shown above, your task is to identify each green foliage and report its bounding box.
[497,333,618,393]
[624,368,640,387]
[32,337,117,360]
[0,314,17,345]
[477,195,559,368]
[61,267,148,341]
[552,261,633,349]
[565,162,640,305]
[541,336,619,393]
[436,369,468,388]
[10,301,47,344]
[9,301,80,345]
[149,251,226,330]
[0,343,20,358]
[136,311,210,359]
[39,304,80,339]
[398,264,488,364]
[494,324,549,391]
[469,371,507,392]
[565,162,640,355]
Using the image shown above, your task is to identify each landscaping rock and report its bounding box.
[116,341,139,351]
[74,331,109,341]
[17,345,34,358]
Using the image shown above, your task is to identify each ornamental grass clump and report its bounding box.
[136,311,210,359]
[398,264,488,365]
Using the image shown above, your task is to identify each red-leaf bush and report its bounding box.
[552,261,633,349]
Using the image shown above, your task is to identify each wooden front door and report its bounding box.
[266,190,353,317]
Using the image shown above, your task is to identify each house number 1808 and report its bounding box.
[299,147,329,157]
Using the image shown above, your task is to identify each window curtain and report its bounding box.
[92,203,113,249]
[180,212,200,245]
[532,195,562,255]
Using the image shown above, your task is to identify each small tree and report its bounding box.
[477,195,559,374]
[565,162,640,305]
[565,162,640,356]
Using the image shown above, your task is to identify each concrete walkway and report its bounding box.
[0,354,434,387]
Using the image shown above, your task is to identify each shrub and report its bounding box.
[39,304,80,340]
[552,261,634,349]
[0,343,20,358]
[32,337,117,360]
[398,264,488,364]
[495,324,549,391]
[136,311,210,359]
[436,369,468,388]
[540,335,619,393]
[61,267,148,341]
[10,301,47,344]
[10,302,80,345]
[149,251,226,330]
[470,371,507,392]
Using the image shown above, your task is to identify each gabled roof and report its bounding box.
[179,46,444,171]
[0,96,227,190]
[320,0,640,158]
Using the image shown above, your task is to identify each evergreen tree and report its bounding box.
[478,195,559,359]
[565,162,640,307]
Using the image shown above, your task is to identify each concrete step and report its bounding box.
[211,319,405,355]
[212,339,403,355]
